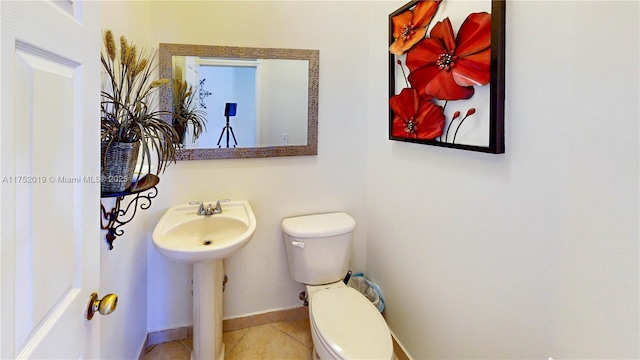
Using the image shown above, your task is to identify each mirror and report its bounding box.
[159,43,319,160]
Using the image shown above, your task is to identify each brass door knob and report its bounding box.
[85,292,118,320]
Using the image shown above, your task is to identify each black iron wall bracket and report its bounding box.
[100,175,159,250]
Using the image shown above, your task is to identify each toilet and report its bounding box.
[282,212,393,360]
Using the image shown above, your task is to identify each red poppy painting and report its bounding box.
[389,0,505,154]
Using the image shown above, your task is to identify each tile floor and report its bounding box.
[144,318,314,360]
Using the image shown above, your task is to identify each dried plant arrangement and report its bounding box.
[172,78,207,147]
[100,29,178,186]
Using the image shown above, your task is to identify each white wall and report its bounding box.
[367,1,639,359]
[260,59,309,146]
[145,0,370,331]
[99,1,152,359]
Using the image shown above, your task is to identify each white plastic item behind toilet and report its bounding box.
[347,272,385,312]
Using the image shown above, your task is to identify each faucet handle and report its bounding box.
[189,201,205,214]
[214,199,230,213]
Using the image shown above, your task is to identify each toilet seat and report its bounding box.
[310,287,393,360]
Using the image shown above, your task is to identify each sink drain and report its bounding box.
[203,240,213,246]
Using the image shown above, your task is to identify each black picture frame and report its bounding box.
[388,0,505,154]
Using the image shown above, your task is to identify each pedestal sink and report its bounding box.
[152,200,256,360]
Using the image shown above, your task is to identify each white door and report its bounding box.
[1,1,101,358]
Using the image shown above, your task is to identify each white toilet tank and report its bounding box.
[282,212,356,285]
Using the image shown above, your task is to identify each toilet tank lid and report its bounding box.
[281,212,355,238]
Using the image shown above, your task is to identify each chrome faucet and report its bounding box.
[190,199,230,216]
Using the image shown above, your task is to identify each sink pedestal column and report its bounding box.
[192,259,224,360]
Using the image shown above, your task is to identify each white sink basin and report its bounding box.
[152,200,256,263]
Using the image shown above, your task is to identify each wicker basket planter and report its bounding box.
[101,141,140,193]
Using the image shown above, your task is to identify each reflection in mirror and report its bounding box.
[159,44,319,160]
[176,57,309,148]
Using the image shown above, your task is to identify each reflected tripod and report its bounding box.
[216,114,237,148]
[217,103,238,148]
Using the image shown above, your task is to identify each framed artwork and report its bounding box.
[389,0,505,154]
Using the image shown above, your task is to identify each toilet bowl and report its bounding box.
[307,282,393,360]
[282,212,393,360]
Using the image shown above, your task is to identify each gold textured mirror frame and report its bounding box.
[159,43,319,160]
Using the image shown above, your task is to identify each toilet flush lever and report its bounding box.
[292,241,305,249]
